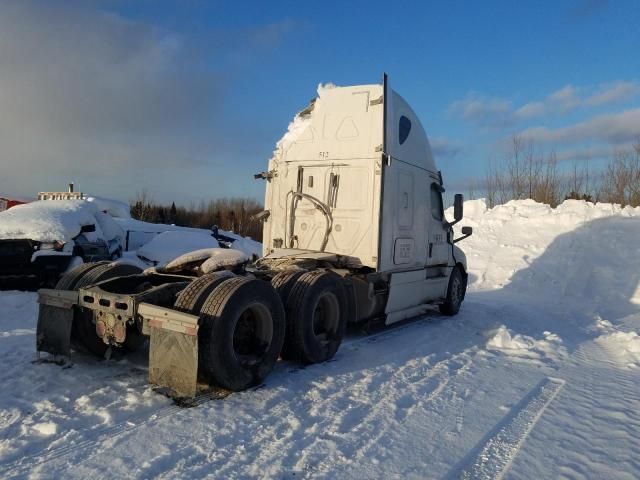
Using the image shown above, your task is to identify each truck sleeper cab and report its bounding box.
[260,75,470,324]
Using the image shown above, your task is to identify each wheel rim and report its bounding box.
[232,303,273,366]
[312,292,340,344]
[451,275,462,307]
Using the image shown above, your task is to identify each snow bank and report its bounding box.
[448,199,640,305]
[0,200,120,243]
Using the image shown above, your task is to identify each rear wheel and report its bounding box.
[74,263,141,289]
[284,271,348,364]
[55,261,108,291]
[174,271,235,314]
[73,263,143,356]
[271,270,306,359]
[439,266,465,316]
[198,277,285,391]
[271,270,305,305]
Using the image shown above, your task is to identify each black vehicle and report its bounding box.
[0,202,124,287]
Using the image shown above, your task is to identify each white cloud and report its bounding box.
[448,96,512,126]
[548,81,640,113]
[555,145,619,162]
[450,80,640,127]
[430,137,463,158]
[514,101,546,120]
[584,81,640,107]
[548,85,581,112]
[519,108,640,145]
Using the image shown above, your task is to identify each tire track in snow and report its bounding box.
[457,377,565,480]
[247,349,473,478]
[296,352,474,478]
[155,317,479,479]
[178,319,461,479]
[2,313,463,478]
[1,318,422,478]
[162,318,458,478]
[0,387,229,479]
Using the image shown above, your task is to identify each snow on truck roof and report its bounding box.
[273,81,437,173]
[0,200,122,243]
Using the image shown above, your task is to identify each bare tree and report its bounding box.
[485,136,564,207]
[130,189,153,221]
[599,143,640,206]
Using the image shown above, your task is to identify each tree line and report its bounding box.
[479,136,640,208]
[130,193,264,240]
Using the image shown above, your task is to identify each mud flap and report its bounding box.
[36,289,78,357]
[140,303,200,398]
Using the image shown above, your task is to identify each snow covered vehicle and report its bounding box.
[35,75,473,398]
[0,200,124,286]
[134,230,261,267]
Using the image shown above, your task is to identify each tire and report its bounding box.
[198,277,285,391]
[271,270,305,306]
[75,263,141,289]
[55,261,108,290]
[174,271,235,314]
[439,266,465,316]
[73,264,143,356]
[271,271,305,359]
[284,270,348,364]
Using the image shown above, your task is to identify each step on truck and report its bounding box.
[36,75,473,398]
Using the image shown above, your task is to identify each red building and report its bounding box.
[0,196,30,212]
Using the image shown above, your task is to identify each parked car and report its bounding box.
[0,200,124,286]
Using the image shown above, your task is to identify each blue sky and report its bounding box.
[1,0,639,204]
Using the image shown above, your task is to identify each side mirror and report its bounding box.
[454,194,464,222]
[454,226,473,243]
[80,224,96,233]
[447,194,464,229]
[250,210,270,222]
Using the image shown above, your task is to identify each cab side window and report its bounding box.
[430,184,444,221]
[399,116,411,145]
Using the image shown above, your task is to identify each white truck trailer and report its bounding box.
[36,75,472,398]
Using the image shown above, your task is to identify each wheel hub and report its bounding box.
[232,303,273,366]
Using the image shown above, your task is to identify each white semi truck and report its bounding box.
[36,75,472,398]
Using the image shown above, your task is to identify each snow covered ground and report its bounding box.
[1,199,639,479]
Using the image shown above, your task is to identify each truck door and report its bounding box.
[427,183,449,266]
